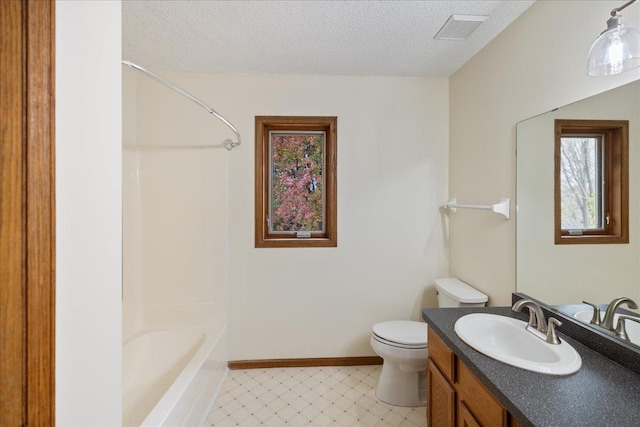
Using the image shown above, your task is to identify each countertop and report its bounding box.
[422,306,640,427]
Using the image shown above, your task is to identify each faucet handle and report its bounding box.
[582,301,602,326]
[614,315,640,341]
[546,317,562,345]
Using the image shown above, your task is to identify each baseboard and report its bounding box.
[228,356,383,370]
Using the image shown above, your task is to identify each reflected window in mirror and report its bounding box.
[554,119,629,244]
[559,134,604,230]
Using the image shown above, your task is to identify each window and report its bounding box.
[255,116,337,248]
[554,119,628,244]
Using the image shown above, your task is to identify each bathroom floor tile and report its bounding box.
[206,365,426,427]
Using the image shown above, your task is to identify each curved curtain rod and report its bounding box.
[122,60,241,150]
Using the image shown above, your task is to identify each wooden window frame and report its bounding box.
[255,116,337,248]
[554,119,629,245]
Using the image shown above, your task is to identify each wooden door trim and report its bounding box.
[25,1,56,424]
[0,1,28,423]
[0,1,56,425]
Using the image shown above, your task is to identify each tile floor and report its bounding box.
[206,365,426,427]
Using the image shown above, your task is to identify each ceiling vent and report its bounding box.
[434,15,489,41]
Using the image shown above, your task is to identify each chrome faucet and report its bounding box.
[512,299,547,332]
[601,297,639,331]
[512,299,563,344]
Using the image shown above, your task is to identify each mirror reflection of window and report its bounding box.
[554,119,628,245]
[516,80,639,307]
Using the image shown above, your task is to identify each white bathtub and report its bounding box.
[123,326,228,427]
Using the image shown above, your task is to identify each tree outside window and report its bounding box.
[255,116,337,248]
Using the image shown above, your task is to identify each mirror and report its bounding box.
[516,80,640,306]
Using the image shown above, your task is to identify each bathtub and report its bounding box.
[123,326,228,427]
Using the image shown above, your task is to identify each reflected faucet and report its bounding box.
[602,297,639,331]
[615,315,640,341]
[582,301,602,326]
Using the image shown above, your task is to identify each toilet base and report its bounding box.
[375,360,427,407]
[370,336,428,407]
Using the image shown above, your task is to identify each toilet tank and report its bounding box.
[435,278,488,308]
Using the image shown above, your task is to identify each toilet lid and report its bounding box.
[372,321,428,347]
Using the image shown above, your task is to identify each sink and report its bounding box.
[574,310,640,346]
[454,313,582,375]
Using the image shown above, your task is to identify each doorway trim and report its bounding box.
[0,1,56,425]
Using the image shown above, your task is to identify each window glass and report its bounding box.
[559,135,603,230]
[269,132,325,234]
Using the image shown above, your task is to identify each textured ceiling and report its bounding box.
[123,1,534,77]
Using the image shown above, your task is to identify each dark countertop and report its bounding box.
[422,306,640,427]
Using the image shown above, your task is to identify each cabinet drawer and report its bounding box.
[456,359,507,427]
[428,326,455,383]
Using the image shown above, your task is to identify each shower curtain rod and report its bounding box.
[122,60,241,151]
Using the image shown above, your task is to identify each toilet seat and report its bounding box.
[372,334,427,349]
[372,321,427,349]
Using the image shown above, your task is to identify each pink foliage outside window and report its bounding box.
[270,132,324,232]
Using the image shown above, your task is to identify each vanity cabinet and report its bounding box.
[427,327,522,427]
[427,360,455,426]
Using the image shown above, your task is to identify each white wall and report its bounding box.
[210,74,448,360]
[449,1,640,306]
[56,0,122,425]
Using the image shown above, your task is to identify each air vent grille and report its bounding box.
[434,15,489,41]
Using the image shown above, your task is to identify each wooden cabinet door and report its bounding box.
[427,359,455,427]
[456,360,506,427]
[458,401,481,427]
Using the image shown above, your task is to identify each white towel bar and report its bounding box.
[444,198,510,219]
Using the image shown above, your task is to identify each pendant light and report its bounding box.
[587,0,640,76]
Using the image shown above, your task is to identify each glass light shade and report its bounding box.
[588,20,640,76]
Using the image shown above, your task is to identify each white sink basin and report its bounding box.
[454,313,582,375]
[574,310,640,346]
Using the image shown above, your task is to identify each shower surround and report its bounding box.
[122,67,230,426]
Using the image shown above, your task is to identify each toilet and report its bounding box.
[370,278,488,407]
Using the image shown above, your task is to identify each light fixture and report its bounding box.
[587,0,640,76]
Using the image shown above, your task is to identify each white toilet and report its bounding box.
[370,278,488,407]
